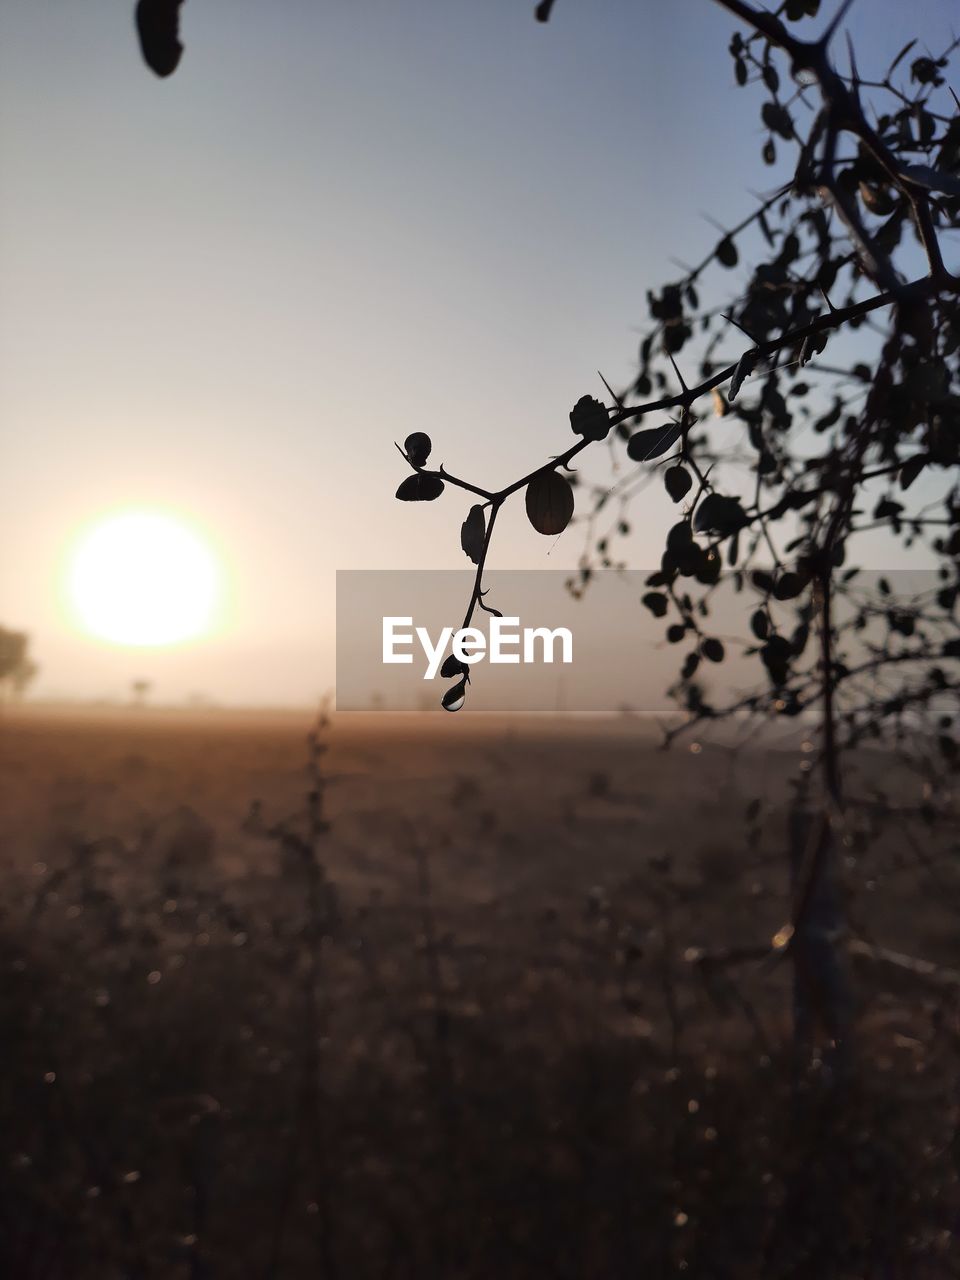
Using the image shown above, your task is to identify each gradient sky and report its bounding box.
[0,0,955,705]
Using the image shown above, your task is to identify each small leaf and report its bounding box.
[750,609,769,640]
[569,395,611,442]
[667,624,686,643]
[441,679,467,712]
[728,350,756,401]
[626,422,682,461]
[773,572,806,601]
[664,466,692,503]
[136,0,184,77]
[525,470,575,535]
[642,592,669,618]
[460,505,486,564]
[693,493,748,536]
[701,638,725,663]
[396,473,444,502]
[899,454,927,490]
[681,652,700,680]
[761,101,793,140]
[440,655,469,679]
[404,432,432,467]
[716,236,738,268]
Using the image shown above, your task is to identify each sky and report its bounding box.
[0,0,956,706]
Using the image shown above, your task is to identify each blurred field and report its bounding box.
[1,705,959,1277]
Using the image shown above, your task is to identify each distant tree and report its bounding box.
[0,627,38,701]
[131,678,152,707]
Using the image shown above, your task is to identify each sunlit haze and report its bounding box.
[65,509,224,647]
[0,0,953,706]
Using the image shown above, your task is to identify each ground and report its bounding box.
[0,705,958,1277]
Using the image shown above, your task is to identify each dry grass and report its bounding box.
[0,705,958,1277]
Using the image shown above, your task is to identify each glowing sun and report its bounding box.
[67,510,224,647]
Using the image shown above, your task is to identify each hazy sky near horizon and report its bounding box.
[0,0,955,705]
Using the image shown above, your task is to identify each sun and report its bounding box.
[66,509,225,647]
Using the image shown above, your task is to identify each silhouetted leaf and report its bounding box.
[396,473,444,502]
[701,638,725,663]
[694,493,748,536]
[626,422,682,461]
[943,639,960,658]
[534,0,556,21]
[899,454,927,490]
[751,609,769,640]
[682,652,700,680]
[667,624,686,643]
[136,0,184,77]
[716,236,738,268]
[761,101,793,140]
[785,0,820,20]
[728,350,756,401]
[642,592,668,618]
[440,655,469,679]
[442,679,467,712]
[569,395,611,441]
[665,466,692,503]
[525,471,574,535]
[460,505,486,564]
[404,432,432,467]
[774,572,806,601]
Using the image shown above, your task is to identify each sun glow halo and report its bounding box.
[67,510,224,647]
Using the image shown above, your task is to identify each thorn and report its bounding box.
[845,31,861,100]
[534,0,556,21]
[721,312,761,344]
[820,0,857,49]
[819,287,837,313]
[950,86,960,115]
[665,348,689,393]
[597,370,625,410]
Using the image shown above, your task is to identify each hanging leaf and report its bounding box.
[569,395,611,441]
[701,638,725,663]
[899,454,927,490]
[460,505,486,563]
[135,0,184,77]
[642,592,669,618]
[440,654,469,679]
[773,572,807,601]
[396,473,444,502]
[728,350,756,401]
[682,652,701,680]
[750,609,769,640]
[525,471,574,535]
[441,679,467,712]
[626,422,682,462]
[664,466,692,503]
[404,432,432,467]
[693,493,748,535]
[761,101,793,140]
[716,236,738,268]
